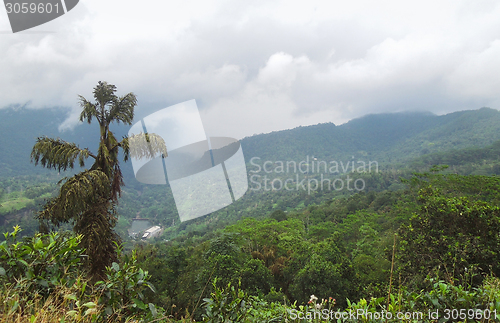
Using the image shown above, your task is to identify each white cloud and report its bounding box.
[1,0,500,138]
[447,39,500,99]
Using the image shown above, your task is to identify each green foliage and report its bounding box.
[3,169,500,322]
[198,277,500,322]
[29,81,164,280]
[0,226,83,296]
[0,226,164,322]
[202,279,288,323]
[342,277,500,322]
[37,170,111,226]
[0,226,95,320]
[270,210,287,222]
[95,247,159,321]
[202,280,256,322]
[0,195,35,213]
[31,137,94,172]
[6,94,500,322]
[398,173,500,287]
[23,182,57,199]
[240,258,273,295]
[129,169,500,321]
[127,132,168,161]
[79,81,136,126]
[288,236,355,307]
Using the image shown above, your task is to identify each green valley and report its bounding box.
[2,105,500,322]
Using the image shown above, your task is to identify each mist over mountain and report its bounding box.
[2,107,500,180]
[242,107,500,166]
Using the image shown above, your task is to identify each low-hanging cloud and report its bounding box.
[1,0,500,138]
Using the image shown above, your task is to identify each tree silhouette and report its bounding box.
[31,81,166,280]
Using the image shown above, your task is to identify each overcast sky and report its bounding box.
[1,0,500,139]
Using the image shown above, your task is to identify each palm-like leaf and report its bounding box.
[93,81,116,107]
[127,132,168,160]
[33,81,140,280]
[107,93,136,125]
[37,169,110,226]
[78,96,99,124]
[31,137,95,171]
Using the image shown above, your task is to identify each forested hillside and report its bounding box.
[241,107,500,165]
[3,107,500,178]
[3,169,500,322]
[2,107,500,241]
[2,106,500,321]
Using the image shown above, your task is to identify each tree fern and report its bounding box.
[31,81,166,280]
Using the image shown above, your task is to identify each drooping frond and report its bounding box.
[128,132,168,160]
[78,95,100,125]
[37,169,111,226]
[120,136,130,162]
[107,92,136,125]
[33,81,139,281]
[31,137,95,172]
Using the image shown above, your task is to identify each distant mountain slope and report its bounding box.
[3,106,500,240]
[384,108,500,163]
[240,107,500,166]
[410,138,500,175]
[0,108,126,178]
[1,106,500,179]
[0,108,68,177]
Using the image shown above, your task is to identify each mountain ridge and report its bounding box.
[1,106,500,179]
